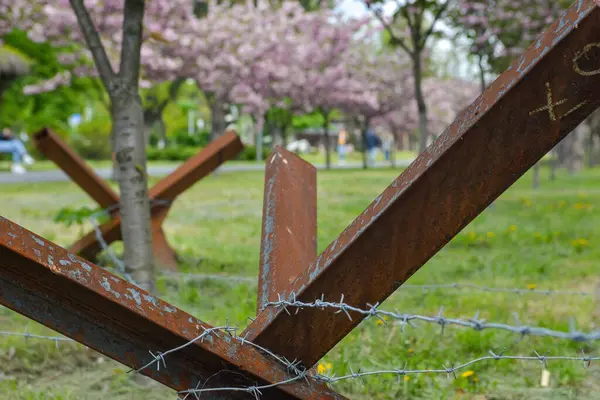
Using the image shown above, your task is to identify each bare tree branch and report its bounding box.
[119,0,145,87]
[400,5,416,34]
[419,0,451,49]
[369,6,413,56]
[68,0,115,88]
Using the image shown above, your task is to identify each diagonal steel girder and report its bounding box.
[0,216,344,399]
[244,0,600,367]
[34,129,243,270]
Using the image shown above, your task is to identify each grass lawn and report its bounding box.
[0,165,599,399]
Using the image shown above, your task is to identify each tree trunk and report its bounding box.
[550,151,557,181]
[477,54,487,94]
[70,0,154,292]
[156,118,167,147]
[532,162,540,189]
[587,110,600,167]
[0,82,9,126]
[391,132,397,168]
[143,116,155,146]
[255,114,264,162]
[322,112,331,170]
[272,127,282,147]
[281,124,289,148]
[587,132,594,169]
[110,127,119,181]
[111,93,154,291]
[361,128,368,170]
[557,123,588,174]
[413,55,429,153]
[409,134,417,152]
[397,132,405,151]
[591,133,600,167]
[209,97,226,139]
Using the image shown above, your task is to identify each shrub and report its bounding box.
[70,117,112,160]
[146,146,201,161]
[169,128,211,147]
[237,145,269,161]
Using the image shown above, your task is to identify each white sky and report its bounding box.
[334,0,478,81]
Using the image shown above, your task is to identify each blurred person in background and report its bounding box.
[337,128,348,165]
[382,133,393,162]
[365,127,380,166]
[0,128,34,175]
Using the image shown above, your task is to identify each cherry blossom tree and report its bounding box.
[339,39,414,169]
[456,0,593,178]
[245,7,368,168]
[454,0,566,92]
[2,0,197,291]
[172,0,295,140]
[364,0,451,153]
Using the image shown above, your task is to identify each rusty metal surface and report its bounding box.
[148,130,244,202]
[243,0,600,367]
[0,216,344,399]
[257,146,317,313]
[69,217,122,260]
[151,227,179,271]
[56,131,243,270]
[33,128,120,210]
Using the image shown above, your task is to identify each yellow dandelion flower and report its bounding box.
[317,363,327,374]
[461,370,475,378]
[534,232,542,238]
[467,232,476,240]
[408,347,414,354]
[486,232,495,239]
[578,192,588,199]
[509,225,517,232]
[326,362,333,370]
[527,283,537,290]
[403,376,410,382]
[571,238,590,247]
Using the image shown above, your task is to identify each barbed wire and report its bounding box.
[0,326,74,349]
[90,199,172,285]
[314,349,599,384]
[264,294,600,341]
[178,347,599,398]
[0,330,73,342]
[135,322,307,379]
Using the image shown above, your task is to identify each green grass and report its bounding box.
[0,165,599,399]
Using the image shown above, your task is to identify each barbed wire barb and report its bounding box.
[263,295,600,341]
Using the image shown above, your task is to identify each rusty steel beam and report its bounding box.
[34,128,120,210]
[0,216,344,399]
[42,131,243,270]
[243,0,600,367]
[148,131,243,202]
[257,146,317,313]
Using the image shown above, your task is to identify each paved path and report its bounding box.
[0,160,413,184]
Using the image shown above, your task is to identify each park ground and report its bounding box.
[0,165,599,399]
[0,150,418,173]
